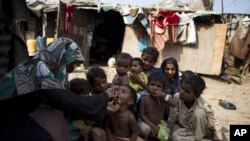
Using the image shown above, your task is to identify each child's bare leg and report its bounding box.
[91,127,107,141]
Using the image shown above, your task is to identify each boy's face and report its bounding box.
[131,61,143,74]
[179,82,197,103]
[116,58,131,76]
[92,77,107,93]
[148,80,164,93]
[164,63,176,78]
[117,85,134,106]
[141,53,155,71]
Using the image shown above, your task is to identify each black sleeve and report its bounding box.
[36,89,109,122]
[0,93,41,127]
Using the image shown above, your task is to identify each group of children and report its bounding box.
[68,47,223,141]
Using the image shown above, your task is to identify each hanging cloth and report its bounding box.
[149,10,180,51]
[65,3,73,33]
[230,18,250,60]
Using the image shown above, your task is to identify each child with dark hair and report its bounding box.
[180,70,196,85]
[68,78,92,141]
[160,57,181,120]
[70,78,91,96]
[86,66,108,94]
[128,57,148,92]
[128,47,161,96]
[160,57,180,96]
[141,47,161,76]
[86,66,109,141]
[138,72,175,140]
[105,84,144,141]
[112,52,133,86]
[168,75,223,141]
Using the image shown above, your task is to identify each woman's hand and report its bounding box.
[129,72,141,84]
[105,86,119,99]
[106,86,120,112]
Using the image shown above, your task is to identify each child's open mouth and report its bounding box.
[107,97,121,112]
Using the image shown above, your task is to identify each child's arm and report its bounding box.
[139,98,159,137]
[204,104,223,141]
[111,75,120,86]
[128,113,138,141]
[167,94,179,130]
[112,75,129,86]
[120,75,130,85]
[151,90,177,107]
[154,90,176,107]
[167,105,178,130]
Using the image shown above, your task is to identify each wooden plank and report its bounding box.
[211,24,227,74]
[160,24,227,75]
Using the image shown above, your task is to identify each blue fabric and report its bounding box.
[0,37,85,100]
[138,33,148,51]
[123,15,136,25]
[36,36,46,52]
[137,91,149,103]
[135,91,149,119]
[66,117,81,141]
[147,67,161,76]
[166,77,179,96]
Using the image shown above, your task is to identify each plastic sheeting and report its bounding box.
[26,0,59,16]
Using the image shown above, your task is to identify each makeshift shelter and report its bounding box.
[55,0,249,82]
[121,11,226,76]
[219,14,250,83]
[25,0,58,38]
[57,0,125,66]
[23,0,58,56]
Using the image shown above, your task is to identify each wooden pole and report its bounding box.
[221,0,224,16]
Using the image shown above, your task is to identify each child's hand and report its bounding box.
[129,73,141,84]
[112,76,121,86]
[151,125,159,137]
[152,90,166,99]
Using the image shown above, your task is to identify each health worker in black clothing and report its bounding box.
[0,37,114,141]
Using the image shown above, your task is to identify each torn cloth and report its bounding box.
[230,19,250,60]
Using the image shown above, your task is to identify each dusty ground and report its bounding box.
[69,66,250,141]
[201,74,250,140]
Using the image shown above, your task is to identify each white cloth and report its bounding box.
[177,12,196,44]
[187,20,196,44]
[239,16,250,39]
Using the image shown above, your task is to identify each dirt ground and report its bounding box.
[69,66,250,141]
[201,74,250,140]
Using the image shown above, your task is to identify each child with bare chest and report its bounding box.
[105,84,144,141]
[139,72,175,140]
